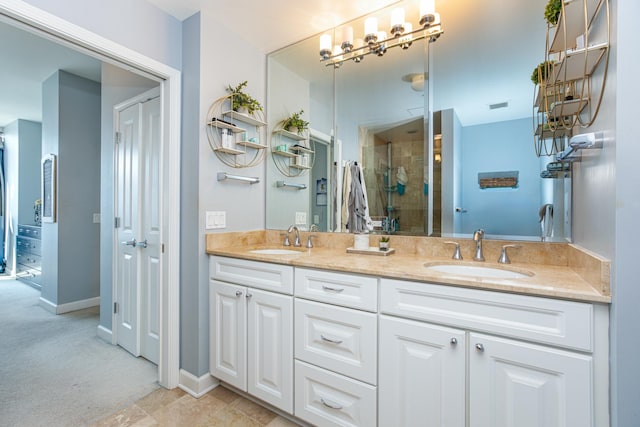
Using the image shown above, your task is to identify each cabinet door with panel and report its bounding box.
[379,315,466,427]
[247,288,293,413]
[210,280,293,414]
[469,333,593,427]
[210,280,247,390]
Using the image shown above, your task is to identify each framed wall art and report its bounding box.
[41,154,57,223]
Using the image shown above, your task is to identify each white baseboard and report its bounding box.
[39,296,100,314]
[178,369,219,398]
[96,325,112,343]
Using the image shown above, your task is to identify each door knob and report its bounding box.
[121,239,136,247]
[136,239,148,248]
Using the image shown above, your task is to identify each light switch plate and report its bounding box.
[206,211,226,229]
[295,211,307,225]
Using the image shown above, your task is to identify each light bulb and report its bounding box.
[353,38,365,63]
[390,8,405,36]
[319,34,332,59]
[364,17,378,44]
[341,26,354,52]
[420,0,436,27]
[400,22,413,49]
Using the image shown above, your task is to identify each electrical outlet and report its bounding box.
[93,213,101,223]
[206,211,226,229]
[295,211,307,225]
[313,215,320,224]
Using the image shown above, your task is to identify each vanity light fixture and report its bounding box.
[319,0,444,67]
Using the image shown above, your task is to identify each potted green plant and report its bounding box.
[531,60,554,86]
[544,0,562,26]
[282,109,309,135]
[226,81,262,114]
[379,236,390,251]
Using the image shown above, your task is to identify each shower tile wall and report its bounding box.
[365,133,424,234]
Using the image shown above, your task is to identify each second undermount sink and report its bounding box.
[249,248,303,255]
[424,262,534,279]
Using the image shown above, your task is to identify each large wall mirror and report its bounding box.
[266,0,571,242]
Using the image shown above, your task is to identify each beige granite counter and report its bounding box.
[206,230,611,304]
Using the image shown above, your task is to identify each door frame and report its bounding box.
[0,0,181,388]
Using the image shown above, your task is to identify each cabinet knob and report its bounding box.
[246,292,252,299]
[475,343,485,352]
[450,338,458,345]
[235,290,242,297]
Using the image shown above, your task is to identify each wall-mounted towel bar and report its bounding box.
[276,180,307,190]
[217,172,260,184]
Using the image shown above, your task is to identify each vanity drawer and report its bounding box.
[17,236,41,255]
[18,224,41,240]
[210,256,293,295]
[380,278,594,352]
[294,360,376,427]
[294,268,377,312]
[295,299,377,385]
[16,252,41,270]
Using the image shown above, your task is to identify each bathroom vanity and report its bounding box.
[207,231,610,427]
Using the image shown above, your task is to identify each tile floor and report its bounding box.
[91,386,300,427]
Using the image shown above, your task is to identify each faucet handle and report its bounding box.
[281,232,291,246]
[443,241,463,260]
[306,234,317,249]
[498,244,521,264]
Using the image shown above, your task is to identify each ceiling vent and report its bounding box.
[489,101,509,110]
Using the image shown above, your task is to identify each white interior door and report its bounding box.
[115,101,140,357]
[139,96,161,364]
[115,89,161,364]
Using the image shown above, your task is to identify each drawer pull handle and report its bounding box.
[320,398,343,410]
[320,334,343,344]
[322,285,344,293]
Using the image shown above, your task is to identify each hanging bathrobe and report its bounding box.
[348,162,372,233]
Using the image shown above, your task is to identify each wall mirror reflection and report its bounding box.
[266,0,571,242]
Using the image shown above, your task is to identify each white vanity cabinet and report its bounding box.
[294,267,378,427]
[209,256,294,413]
[379,278,609,427]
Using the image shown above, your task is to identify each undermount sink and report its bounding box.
[424,262,534,279]
[249,248,303,255]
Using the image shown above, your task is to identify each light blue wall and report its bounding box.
[180,12,202,377]
[41,70,101,305]
[460,118,540,237]
[24,0,182,70]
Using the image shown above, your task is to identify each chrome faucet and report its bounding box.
[287,225,301,247]
[473,229,485,261]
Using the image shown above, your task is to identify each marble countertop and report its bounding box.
[206,239,611,304]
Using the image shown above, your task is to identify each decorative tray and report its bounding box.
[346,247,395,256]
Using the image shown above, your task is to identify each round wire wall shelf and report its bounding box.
[532,0,609,157]
[206,95,267,168]
[270,126,315,177]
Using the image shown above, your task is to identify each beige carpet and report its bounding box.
[0,278,159,427]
